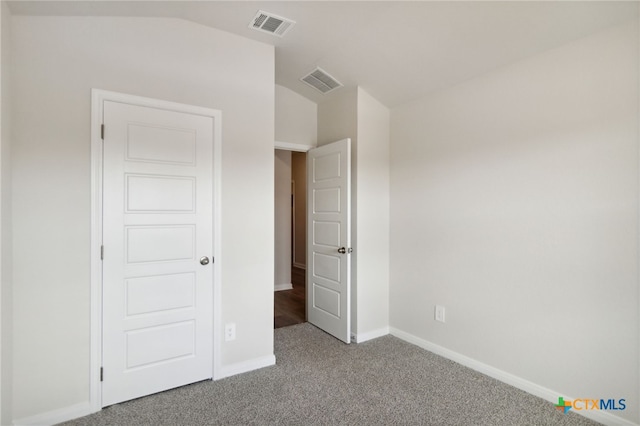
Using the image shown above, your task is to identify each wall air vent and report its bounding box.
[249,10,295,37]
[301,68,343,94]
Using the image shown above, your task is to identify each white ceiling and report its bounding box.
[8,1,639,107]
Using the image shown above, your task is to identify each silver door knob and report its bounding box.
[200,256,210,265]
[338,247,346,254]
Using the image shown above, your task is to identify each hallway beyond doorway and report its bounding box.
[274,267,306,328]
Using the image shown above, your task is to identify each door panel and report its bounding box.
[102,101,214,406]
[125,175,196,212]
[125,273,195,315]
[307,139,351,343]
[125,321,196,368]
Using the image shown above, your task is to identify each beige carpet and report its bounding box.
[60,323,601,425]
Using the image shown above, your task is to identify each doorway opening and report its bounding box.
[274,149,307,329]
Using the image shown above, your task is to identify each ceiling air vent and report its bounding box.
[301,68,343,94]
[249,10,295,37]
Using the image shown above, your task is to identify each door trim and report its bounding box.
[274,140,313,152]
[90,89,222,412]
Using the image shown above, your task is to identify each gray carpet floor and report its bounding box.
[61,323,600,425]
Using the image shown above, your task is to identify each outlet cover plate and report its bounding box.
[225,323,236,341]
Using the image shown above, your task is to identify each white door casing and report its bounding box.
[97,93,220,407]
[306,139,351,343]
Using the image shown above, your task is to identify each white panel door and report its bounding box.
[307,139,351,343]
[102,100,214,406]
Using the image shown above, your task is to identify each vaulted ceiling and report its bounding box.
[8,1,638,107]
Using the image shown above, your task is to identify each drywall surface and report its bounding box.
[317,88,392,340]
[354,88,390,337]
[11,16,274,420]
[318,90,358,334]
[275,84,317,148]
[390,20,639,423]
[0,2,12,424]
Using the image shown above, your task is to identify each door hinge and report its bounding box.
[101,124,105,140]
[100,245,104,260]
[100,367,103,382]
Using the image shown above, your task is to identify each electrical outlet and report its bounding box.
[225,323,236,341]
[435,305,446,323]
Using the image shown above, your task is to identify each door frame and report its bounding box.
[90,89,222,412]
[274,141,312,321]
[274,140,313,273]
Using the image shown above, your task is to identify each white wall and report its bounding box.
[274,150,292,290]
[275,84,317,149]
[318,89,359,334]
[274,85,316,271]
[10,16,274,421]
[0,2,12,424]
[355,89,390,338]
[317,89,358,148]
[317,88,391,341]
[390,20,639,424]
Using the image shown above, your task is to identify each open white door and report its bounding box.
[101,100,215,406]
[306,139,351,343]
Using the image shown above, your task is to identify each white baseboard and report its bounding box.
[292,262,306,270]
[15,355,276,425]
[274,283,293,292]
[389,327,638,426]
[13,401,97,426]
[353,327,389,344]
[216,354,276,381]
